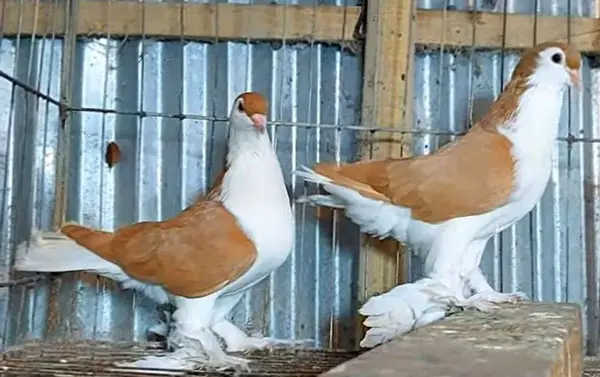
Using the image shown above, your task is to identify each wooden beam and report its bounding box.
[1,2,600,52]
[355,0,416,344]
[320,303,582,377]
[0,2,357,43]
[417,9,600,53]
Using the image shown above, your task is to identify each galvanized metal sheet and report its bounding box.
[0,0,599,356]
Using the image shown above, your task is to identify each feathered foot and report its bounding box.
[468,290,528,305]
[431,289,526,312]
[147,308,173,340]
[113,348,249,375]
[463,269,528,307]
[115,328,249,373]
[431,294,500,312]
[212,320,312,353]
[229,333,312,353]
[358,278,450,348]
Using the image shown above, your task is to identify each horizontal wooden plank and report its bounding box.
[1,2,599,52]
[319,302,582,377]
[417,9,600,53]
[0,2,358,43]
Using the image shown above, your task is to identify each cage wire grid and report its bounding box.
[0,0,368,374]
[0,0,597,375]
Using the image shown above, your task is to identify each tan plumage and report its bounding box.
[59,198,256,298]
[57,93,271,299]
[14,91,297,370]
[296,41,582,348]
[309,41,581,224]
[313,125,514,223]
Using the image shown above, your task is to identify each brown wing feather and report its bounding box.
[60,200,257,298]
[314,125,514,224]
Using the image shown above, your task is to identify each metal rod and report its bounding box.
[0,275,49,288]
[51,0,78,231]
[0,69,63,107]
[0,73,597,143]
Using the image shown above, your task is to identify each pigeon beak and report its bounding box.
[251,114,267,132]
[567,68,580,90]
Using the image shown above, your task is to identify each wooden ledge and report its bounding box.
[320,302,582,377]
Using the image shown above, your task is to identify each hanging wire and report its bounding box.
[207,0,219,199]
[298,0,318,350]
[0,0,25,350]
[130,0,148,342]
[466,0,477,128]
[266,0,291,340]
[19,0,54,346]
[564,0,574,307]
[176,0,185,212]
[436,0,448,145]
[241,0,254,329]
[37,0,60,232]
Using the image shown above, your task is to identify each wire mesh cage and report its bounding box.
[0,0,372,374]
[0,0,600,375]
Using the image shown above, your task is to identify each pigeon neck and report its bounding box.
[226,128,273,165]
[496,76,565,159]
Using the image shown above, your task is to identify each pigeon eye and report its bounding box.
[238,102,244,112]
[551,53,562,64]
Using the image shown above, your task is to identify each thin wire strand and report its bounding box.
[466,0,477,128]
[0,74,596,146]
[90,0,115,347]
[15,284,26,343]
[565,0,573,304]
[15,0,43,344]
[38,0,61,232]
[308,0,319,349]
[270,0,289,341]
[208,0,219,194]
[0,0,24,350]
[436,0,447,138]
[328,0,354,350]
[129,0,148,342]
[177,0,185,214]
[0,275,49,288]
[300,0,320,348]
[530,0,540,306]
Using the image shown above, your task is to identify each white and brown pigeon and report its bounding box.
[295,41,581,348]
[14,92,299,370]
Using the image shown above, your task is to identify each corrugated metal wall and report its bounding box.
[0,0,364,350]
[0,0,599,355]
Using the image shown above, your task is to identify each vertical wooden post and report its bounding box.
[356,0,417,341]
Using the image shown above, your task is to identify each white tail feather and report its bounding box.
[295,194,346,209]
[294,165,412,241]
[14,229,119,274]
[14,229,170,304]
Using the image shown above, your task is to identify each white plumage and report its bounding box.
[295,42,581,348]
[14,92,302,371]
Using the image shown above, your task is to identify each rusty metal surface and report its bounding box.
[0,0,364,350]
[0,340,359,376]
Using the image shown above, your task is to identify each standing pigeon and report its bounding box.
[15,92,298,370]
[295,42,581,348]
